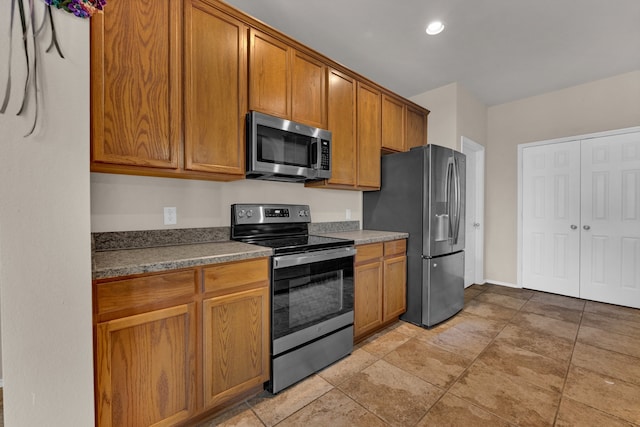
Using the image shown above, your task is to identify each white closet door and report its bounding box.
[522,141,581,296]
[580,132,640,308]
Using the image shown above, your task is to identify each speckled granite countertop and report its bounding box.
[92,223,407,280]
[317,230,408,245]
[92,241,272,280]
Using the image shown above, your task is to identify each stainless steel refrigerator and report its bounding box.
[363,144,465,327]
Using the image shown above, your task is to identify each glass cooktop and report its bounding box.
[245,234,354,255]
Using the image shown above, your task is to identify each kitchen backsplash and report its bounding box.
[92,221,361,252]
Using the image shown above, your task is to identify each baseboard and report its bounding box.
[484,279,519,288]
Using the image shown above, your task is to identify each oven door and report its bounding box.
[271,246,355,355]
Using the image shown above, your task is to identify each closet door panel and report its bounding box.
[521,141,581,296]
[580,132,640,308]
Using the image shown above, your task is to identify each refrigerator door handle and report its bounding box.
[452,157,462,244]
[445,158,454,240]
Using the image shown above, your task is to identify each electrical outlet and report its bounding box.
[345,208,351,220]
[164,207,177,225]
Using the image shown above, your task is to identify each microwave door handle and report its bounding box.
[310,140,318,168]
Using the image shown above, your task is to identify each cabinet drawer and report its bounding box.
[384,239,406,257]
[356,243,383,264]
[203,257,269,294]
[96,270,197,318]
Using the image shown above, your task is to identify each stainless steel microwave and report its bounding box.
[246,111,332,182]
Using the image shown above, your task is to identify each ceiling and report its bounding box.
[223,0,640,106]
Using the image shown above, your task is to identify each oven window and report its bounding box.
[257,126,311,167]
[272,255,354,340]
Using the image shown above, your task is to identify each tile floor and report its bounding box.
[199,284,640,426]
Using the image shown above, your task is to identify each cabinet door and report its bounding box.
[202,286,270,408]
[357,82,382,189]
[291,50,326,128]
[91,0,182,169]
[326,69,357,187]
[354,261,384,339]
[184,1,246,176]
[383,255,407,321]
[406,104,428,149]
[354,243,384,340]
[249,29,290,119]
[381,94,406,152]
[96,304,196,427]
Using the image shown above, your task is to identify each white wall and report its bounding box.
[410,83,458,149]
[410,82,487,150]
[485,70,640,284]
[457,84,488,148]
[91,173,362,232]
[0,9,94,427]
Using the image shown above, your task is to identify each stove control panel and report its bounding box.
[231,203,311,225]
[265,208,290,218]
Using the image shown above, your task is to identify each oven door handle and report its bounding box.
[273,247,356,269]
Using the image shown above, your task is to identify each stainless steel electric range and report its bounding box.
[231,203,355,393]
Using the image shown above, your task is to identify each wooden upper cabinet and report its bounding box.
[184,1,246,176]
[381,94,406,153]
[291,50,326,128]
[307,68,356,188]
[406,104,429,149]
[249,29,290,119]
[249,29,326,127]
[91,0,182,169]
[357,82,382,190]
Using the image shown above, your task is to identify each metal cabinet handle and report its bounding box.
[570,225,577,230]
[583,225,591,231]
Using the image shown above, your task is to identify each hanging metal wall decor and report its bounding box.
[1,0,106,136]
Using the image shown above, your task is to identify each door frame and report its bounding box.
[516,125,640,288]
[462,136,485,287]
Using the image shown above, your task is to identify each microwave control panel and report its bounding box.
[320,140,330,171]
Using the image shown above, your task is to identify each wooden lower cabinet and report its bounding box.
[202,286,269,409]
[96,304,197,427]
[383,242,408,321]
[354,243,384,338]
[93,257,270,427]
[354,240,407,342]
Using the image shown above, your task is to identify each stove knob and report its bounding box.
[246,209,253,218]
[238,209,246,217]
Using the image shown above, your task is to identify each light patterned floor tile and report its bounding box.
[564,365,640,424]
[338,359,444,427]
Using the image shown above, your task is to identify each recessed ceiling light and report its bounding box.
[426,21,445,35]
